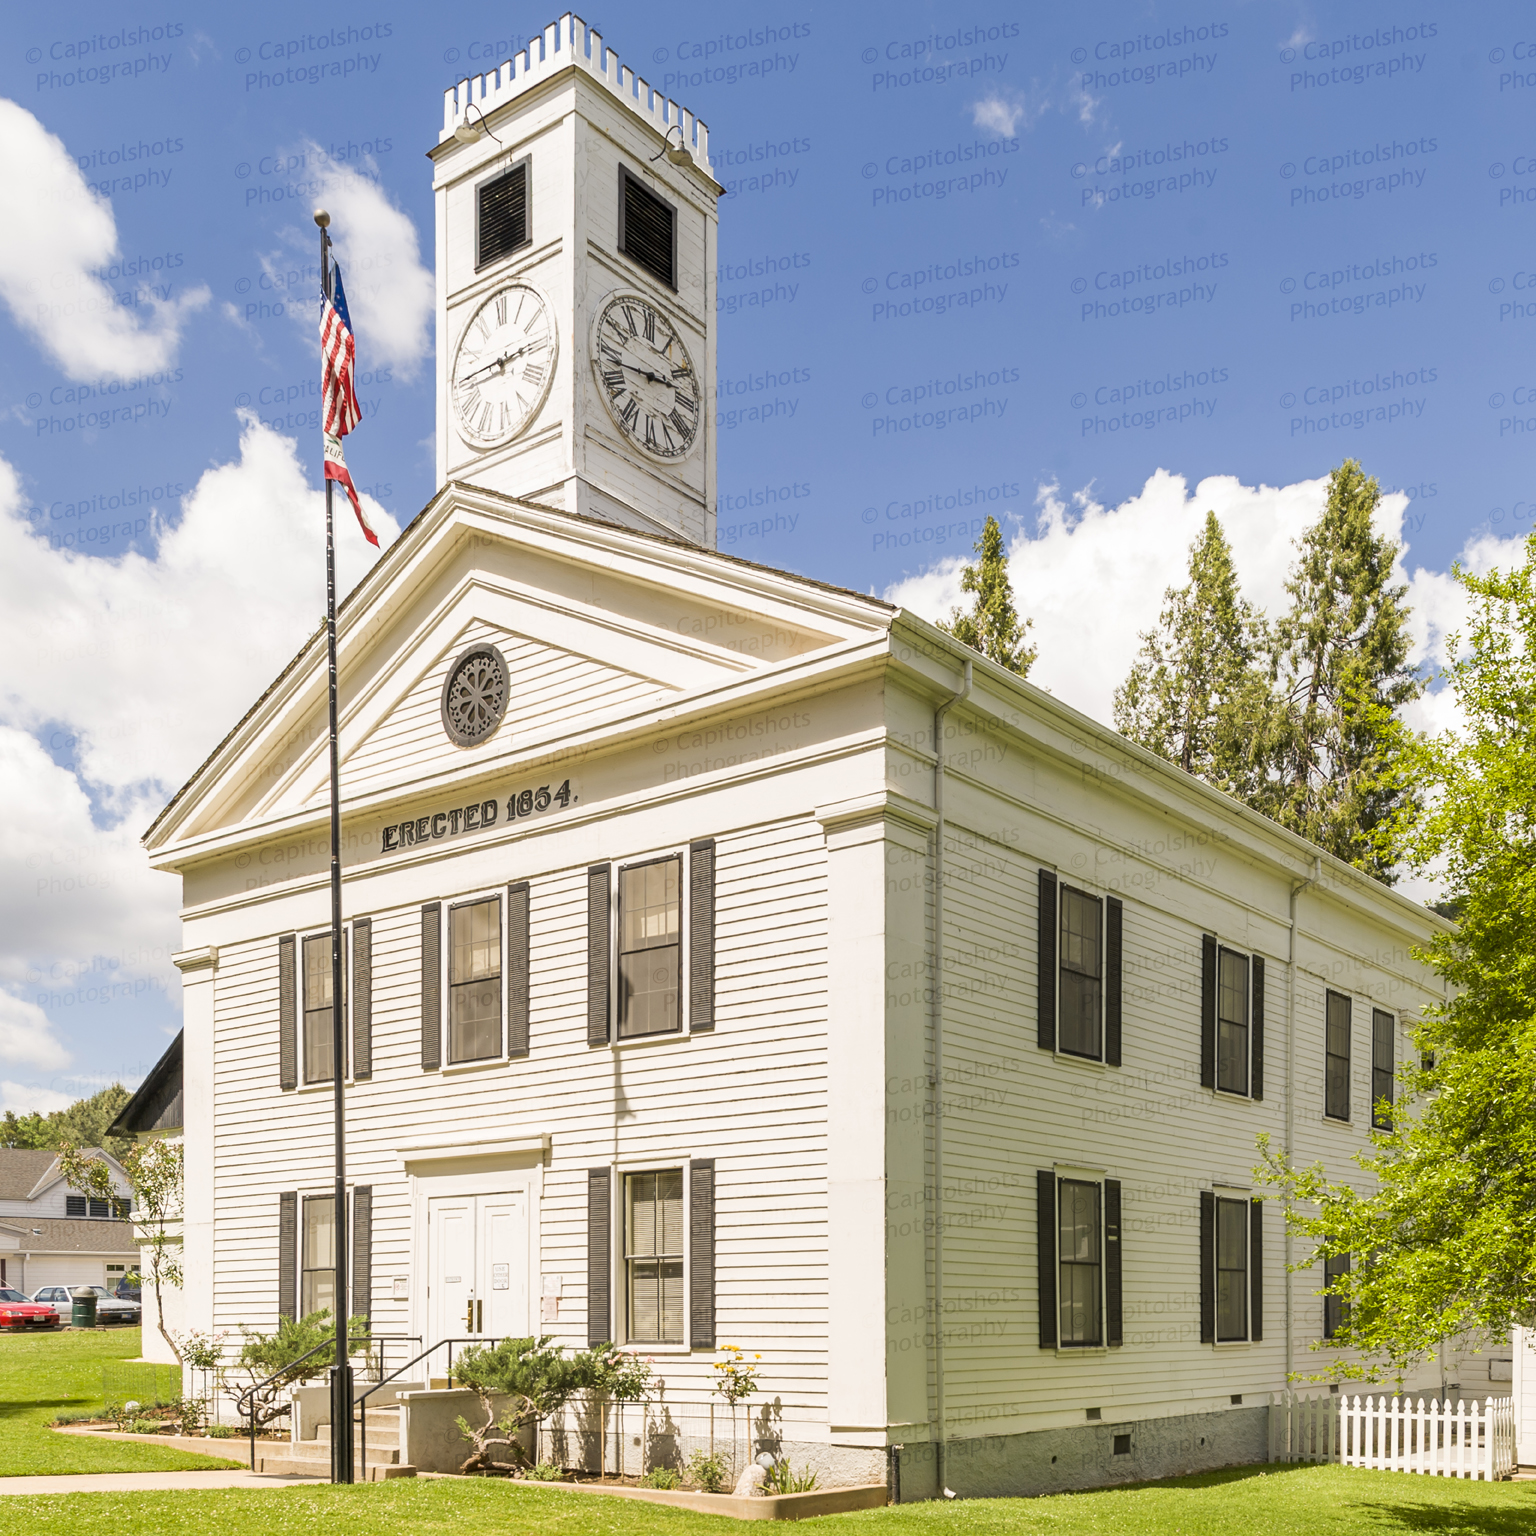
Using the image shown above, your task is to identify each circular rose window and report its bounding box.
[440,643,509,747]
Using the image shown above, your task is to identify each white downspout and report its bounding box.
[1286,855,1322,1390]
[930,657,971,1497]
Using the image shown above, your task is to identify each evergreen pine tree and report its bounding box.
[936,516,1037,677]
[1255,460,1422,881]
[1113,510,1266,788]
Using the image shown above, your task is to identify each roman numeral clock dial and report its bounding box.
[451,283,557,449]
[590,293,701,461]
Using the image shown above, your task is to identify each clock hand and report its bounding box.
[460,340,541,388]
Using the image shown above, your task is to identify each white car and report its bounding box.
[30,1284,141,1325]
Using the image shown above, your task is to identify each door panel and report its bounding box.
[428,1197,475,1343]
[480,1193,528,1340]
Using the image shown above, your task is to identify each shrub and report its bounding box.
[685,1449,730,1492]
[451,1336,604,1476]
[206,1424,235,1439]
[226,1310,368,1432]
[128,1418,167,1435]
[522,1462,564,1481]
[641,1466,681,1489]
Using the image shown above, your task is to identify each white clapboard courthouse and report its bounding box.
[143,14,1491,1495]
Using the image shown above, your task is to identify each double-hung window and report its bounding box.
[1199,1190,1263,1345]
[302,932,344,1084]
[1325,991,1352,1121]
[1036,1168,1122,1349]
[1371,1009,1395,1130]
[1217,949,1250,1095]
[624,1169,684,1344]
[449,896,502,1063]
[1059,888,1103,1059]
[618,857,682,1039]
[1323,1252,1351,1338]
[301,1195,336,1317]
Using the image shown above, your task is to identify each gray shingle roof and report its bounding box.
[0,1216,137,1254]
[0,1149,62,1201]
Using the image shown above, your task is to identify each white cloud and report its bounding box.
[0,991,69,1070]
[258,145,433,380]
[0,1079,74,1116]
[883,467,1510,734]
[972,93,1026,137]
[0,419,400,1063]
[0,99,209,382]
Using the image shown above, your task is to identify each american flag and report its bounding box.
[319,262,377,546]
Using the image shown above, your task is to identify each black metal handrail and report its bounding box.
[356,1335,502,1478]
[233,1332,417,1472]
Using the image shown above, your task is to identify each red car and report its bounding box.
[0,1287,60,1330]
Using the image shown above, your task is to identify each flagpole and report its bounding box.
[314,208,353,1486]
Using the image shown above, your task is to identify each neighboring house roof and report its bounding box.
[0,1217,138,1254]
[109,1032,183,1138]
[0,1150,62,1201]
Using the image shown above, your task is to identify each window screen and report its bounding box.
[1058,887,1103,1059]
[301,1195,336,1318]
[1058,1179,1102,1346]
[303,932,342,1085]
[1216,1197,1248,1341]
[1217,949,1250,1095]
[477,161,528,267]
[620,169,676,289]
[625,1169,684,1343]
[1371,1010,1395,1130]
[1325,992,1351,1120]
[618,857,682,1038]
[449,897,502,1063]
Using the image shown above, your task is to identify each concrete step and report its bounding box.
[278,1438,400,1467]
[316,1423,400,1450]
[255,1453,414,1481]
[313,1405,402,1429]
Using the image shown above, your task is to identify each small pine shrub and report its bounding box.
[640,1466,682,1489]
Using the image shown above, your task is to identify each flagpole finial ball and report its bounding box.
[313,209,331,228]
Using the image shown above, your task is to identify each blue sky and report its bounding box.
[0,2,1524,1101]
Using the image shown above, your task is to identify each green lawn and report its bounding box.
[0,1327,238,1476]
[1,1463,1534,1533]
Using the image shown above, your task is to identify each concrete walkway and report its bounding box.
[0,1470,325,1495]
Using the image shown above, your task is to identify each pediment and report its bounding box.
[152,486,889,853]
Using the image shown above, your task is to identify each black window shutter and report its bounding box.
[1037,871,1058,1051]
[587,1167,612,1346]
[1105,1178,1123,1346]
[278,1191,298,1321]
[1251,956,1266,1101]
[478,161,528,266]
[620,169,676,289]
[1199,1191,1215,1343]
[1105,896,1123,1067]
[352,1186,372,1322]
[1200,934,1217,1090]
[690,1158,716,1348]
[1249,1200,1263,1342]
[278,934,298,1090]
[587,865,611,1046]
[1036,1170,1057,1347]
[352,917,372,1081]
[508,882,531,1058]
[689,840,716,1032]
[420,904,441,1071]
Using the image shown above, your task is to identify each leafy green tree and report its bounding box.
[937,516,1036,677]
[1255,460,1422,881]
[0,1084,132,1161]
[1114,510,1268,787]
[1256,532,1536,1378]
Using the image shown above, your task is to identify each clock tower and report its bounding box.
[429,14,720,546]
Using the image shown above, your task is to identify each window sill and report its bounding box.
[1212,1087,1255,1102]
[611,1028,687,1052]
[1322,1114,1352,1126]
[440,1056,512,1077]
[622,1342,694,1355]
[1055,1345,1108,1357]
[293,1078,352,1095]
[1212,1339,1253,1349]
[1053,1050,1107,1071]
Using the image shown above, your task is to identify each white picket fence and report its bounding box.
[1271,1391,1515,1480]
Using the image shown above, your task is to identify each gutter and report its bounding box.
[929,656,971,1497]
[1285,855,1323,1388]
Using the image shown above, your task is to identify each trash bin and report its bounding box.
[70,1286,97,1329]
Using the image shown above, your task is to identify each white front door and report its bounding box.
[427,1192,529,1344]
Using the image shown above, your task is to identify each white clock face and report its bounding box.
[451,283,557,449]
[590,293,701,461]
